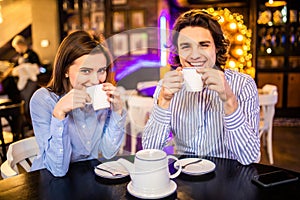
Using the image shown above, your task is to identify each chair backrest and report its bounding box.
[0,100,26,161]
[137,81,158,91]
[262,84,278,95]
[127,96,154,136]
[259,84,278,134]
[2,136,39,177]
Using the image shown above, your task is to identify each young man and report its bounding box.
[142,10,260,165]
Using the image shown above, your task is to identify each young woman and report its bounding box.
[30,31,126,177]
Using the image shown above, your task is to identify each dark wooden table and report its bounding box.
[0,155,299,200]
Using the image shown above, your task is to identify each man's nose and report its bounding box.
[190,47,201,60]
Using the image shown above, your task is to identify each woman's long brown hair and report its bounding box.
[47,31,114,95]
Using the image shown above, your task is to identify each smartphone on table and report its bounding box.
[252,170,299,187]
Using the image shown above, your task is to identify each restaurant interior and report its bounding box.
[0,0,299,180]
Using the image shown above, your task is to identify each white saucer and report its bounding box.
[94,161,129,179]
[127,180,177,199]
[174,158,216,176]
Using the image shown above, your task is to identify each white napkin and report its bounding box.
[12,63,40,90]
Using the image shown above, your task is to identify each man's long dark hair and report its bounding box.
[168,9,230,70]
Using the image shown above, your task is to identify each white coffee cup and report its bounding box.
[131,149,181,194]
[86,84,110,110]
[182,67,203,92]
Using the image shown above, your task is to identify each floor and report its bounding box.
[1,118,300,180]
[259,126,300,172]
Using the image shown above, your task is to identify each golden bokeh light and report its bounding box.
[205,8,254,78]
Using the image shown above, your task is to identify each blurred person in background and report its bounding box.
[11,35,41,66]
[10,35,41,128]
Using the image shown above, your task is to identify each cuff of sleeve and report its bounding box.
[151,103,171,125]
[111,109,127,128]
[50,115,66,137]
[224,106,245,130]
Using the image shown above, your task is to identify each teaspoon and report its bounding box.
[181,159,202,169]
[95,166,123,176]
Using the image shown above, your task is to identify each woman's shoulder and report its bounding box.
[33,87,51,96]
[31,87,59,103]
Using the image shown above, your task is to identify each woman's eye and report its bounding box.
[97,67,107,74]
[80,69,91,74]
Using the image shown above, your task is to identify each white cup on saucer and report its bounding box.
[130,149,182,195]
[86,84,110,110]
[182,67,203,92]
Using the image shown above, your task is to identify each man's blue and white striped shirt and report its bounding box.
[142,69,260,165]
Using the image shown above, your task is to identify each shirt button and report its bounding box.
[82,124,86,128]
[59,149,63,153]
[87,141,90,145]
[59,127,63,131]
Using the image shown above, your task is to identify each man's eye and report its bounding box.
[180,45,190,50]
[199,43,210,47]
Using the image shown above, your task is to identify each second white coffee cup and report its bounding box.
[182,67,203,92]
[118,149,181,195]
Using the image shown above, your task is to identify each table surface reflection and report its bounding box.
[0,155,299,200]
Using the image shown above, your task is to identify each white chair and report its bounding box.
[259,84,278,165]
[127,95,154,153]
[1,136,39,179]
